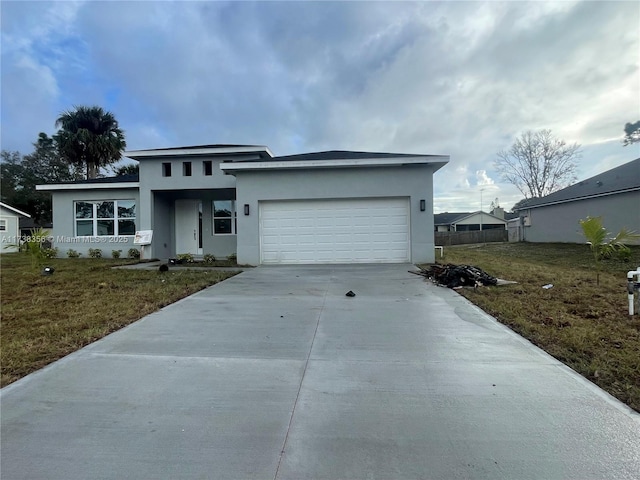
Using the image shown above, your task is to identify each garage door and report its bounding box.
[260,198,410,264]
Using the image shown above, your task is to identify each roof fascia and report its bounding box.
[0,202,31,217]
[124,146,274,160]
[523,186,640,210]
[220,155,449,173]
[36,182,140,191]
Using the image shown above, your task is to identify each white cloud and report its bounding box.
[0,0,637,214]
[476,170,495,187]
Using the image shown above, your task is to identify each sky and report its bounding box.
[1,0,639,212]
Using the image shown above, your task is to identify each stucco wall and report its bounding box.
[50,188,140,257]
[0,208,21,253]
[233,165,436,265]
[139,157,238,258]
[144,189,237,259]
[521,191,640,243]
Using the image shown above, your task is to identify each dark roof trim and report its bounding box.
[521,158,640,210]
[36,174,139,191]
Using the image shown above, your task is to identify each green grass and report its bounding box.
[0,254,238,387]
[430,242,640,412]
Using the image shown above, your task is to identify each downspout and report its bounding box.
[627,267,640,315]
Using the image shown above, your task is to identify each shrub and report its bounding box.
[88,248,102,258]
[67,249,81,258]
[16,227,52,269]
[127,248,140,259]
[227,253,237,263]
[42,247,58,259]
[203,254,216,264]
[112,250,122,259]
[177,253,194,263]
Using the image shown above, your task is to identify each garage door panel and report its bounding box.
[260,198,410,264]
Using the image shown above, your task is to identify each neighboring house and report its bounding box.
[37,145,449,264]
[19,217,53,236]
[515,157,640,243]
[434,211,507,232]
[0,202,31,253]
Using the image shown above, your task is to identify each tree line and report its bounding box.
[1,106,129,223]
[1,103,638,223]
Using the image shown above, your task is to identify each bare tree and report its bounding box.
[623,121,640,146]
[495,130,580,199]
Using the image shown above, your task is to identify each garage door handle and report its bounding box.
[194,230,196,240]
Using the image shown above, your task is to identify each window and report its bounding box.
[212,200,236,235]
[203,160,213,176]
[0,219,6,231]
[75,200,136,236]
[162,162,172,177]
[183,162,192,176]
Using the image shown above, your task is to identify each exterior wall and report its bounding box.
[521,191,640,243]
[453,212,507,231]
[0,208,21,253]
[49,188,140,257]
[149,189,237,259]
[233,165,436,265]
[138,156,238,258]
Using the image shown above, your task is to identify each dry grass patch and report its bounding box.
[431,243,640,412]
[1,254,239,387]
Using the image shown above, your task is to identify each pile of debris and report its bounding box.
[413,264,498,289]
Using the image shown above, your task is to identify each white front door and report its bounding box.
[175,200,202,255]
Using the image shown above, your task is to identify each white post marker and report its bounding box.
[627,267,640,315]
[133,230,153,260]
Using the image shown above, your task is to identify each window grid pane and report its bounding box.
[76,220,93,236]
[74,200,136,236]
[212,200,235,235]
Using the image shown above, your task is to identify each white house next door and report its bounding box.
[175,200,202,255]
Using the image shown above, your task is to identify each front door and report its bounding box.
[175,200,202,255]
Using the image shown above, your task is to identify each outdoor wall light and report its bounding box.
[420,199,426,212]
[244,204,250,216]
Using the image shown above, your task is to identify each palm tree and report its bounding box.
[54,106,126,179]
[580,216,639,285]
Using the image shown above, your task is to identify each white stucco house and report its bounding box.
[515,157,640,243]
[433,211,508,232]
[0,202,31,253]
[37,145,449,264]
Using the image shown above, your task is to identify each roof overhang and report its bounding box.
[520,186,640,210]
[36,182,140,192]
[220,155,449,174]
[124,145,273,160]
[0,202,31,217]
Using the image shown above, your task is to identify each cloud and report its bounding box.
[476,170,495,186]
[1,0,638,213]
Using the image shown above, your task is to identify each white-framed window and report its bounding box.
[75,200,136,236]
[0,219,6,231]
[212,200,236,235]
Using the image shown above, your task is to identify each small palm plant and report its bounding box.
[8,228,52,270]
[579,216,639,285]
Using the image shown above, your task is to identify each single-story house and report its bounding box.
[434,211,507,232]
[19,217,53,237]
[515,157,640,243]
[0,202,31,253]
[37,145,449,264]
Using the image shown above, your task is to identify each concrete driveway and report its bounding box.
[1,264,639,479]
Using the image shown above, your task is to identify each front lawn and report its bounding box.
[0,254,238,387]
[432,242,640,412]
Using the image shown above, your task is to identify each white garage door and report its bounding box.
[260,198,410,264]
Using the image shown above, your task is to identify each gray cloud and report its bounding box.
[1,0,637,211]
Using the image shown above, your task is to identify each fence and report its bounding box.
[435,229,508,246]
